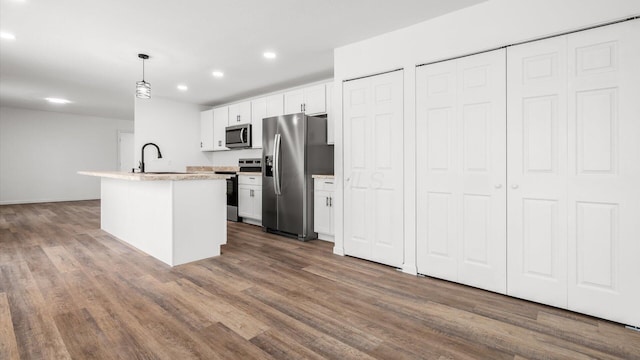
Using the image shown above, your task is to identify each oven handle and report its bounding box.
[273,133,282,195]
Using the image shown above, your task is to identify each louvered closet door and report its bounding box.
[567,20,640,327]
[343,70,404,268]
[416,49,507,294]
[506,36,569,308]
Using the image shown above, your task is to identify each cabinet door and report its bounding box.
[507,36,568,308]
[252,188,262,221]
[314,189,332,235]
[238,186,252,218]
[415,49,507,294]
[213,107,229,151]
[343,70,404,268]
[284,89,304,114]
[303,84,326,115]
[228,101,251,125]
[251,98,266,149]
[326,83,334,144]
[266,94,284,117]
[200,109,214,151]
[567,20,640,327]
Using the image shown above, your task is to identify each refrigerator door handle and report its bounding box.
[273,133,282,195]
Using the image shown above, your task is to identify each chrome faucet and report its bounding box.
[139,143,162,173]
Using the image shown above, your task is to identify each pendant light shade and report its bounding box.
[136,54,150,99]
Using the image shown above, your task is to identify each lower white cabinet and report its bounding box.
[238,175,262,224]
[314,178,334,241]
[200,109,214,151]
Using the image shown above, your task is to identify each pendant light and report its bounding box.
[136,53,151,99]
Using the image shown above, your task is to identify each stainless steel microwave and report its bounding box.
[225,124,251,149]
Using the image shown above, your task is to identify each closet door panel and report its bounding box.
[567,20,640,327]
[506,36,568,308]
[456,50,507,294]
[416,61,458,281]
[343,70,404,268]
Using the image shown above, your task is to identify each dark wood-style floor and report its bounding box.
[1,201,639,359]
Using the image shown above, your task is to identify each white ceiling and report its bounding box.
[0,0,485,120]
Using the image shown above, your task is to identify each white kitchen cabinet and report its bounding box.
[284,84,326,115]
[199,109,214,151]
[265,93,284,117]
[251,98,266,149]
[213,106,229,151]
[228,101,251,125]
[326,82,334,144]
[251,94,283,149]
[416,49,507,294]
[343,70,404,268]
[238,175,262,224]
[314,178,334,241]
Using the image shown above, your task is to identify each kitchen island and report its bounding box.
[79,171,230,266]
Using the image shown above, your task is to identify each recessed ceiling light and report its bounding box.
[212,71,224,78]
[45,97,71,104]
[0,31,16,41]
[177,84,188,91]
[263,51,277,59]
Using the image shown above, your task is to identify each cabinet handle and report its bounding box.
[200,141,202,148]
[326,197,328,206]
[218,140,222,146]
[237,115,240,122]
[300,104,303,112]
[329,197,332,207]
[303,103,306,112]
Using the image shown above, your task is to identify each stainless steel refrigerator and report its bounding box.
[262,113,334,240]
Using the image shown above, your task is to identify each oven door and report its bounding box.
[225,124,252,148]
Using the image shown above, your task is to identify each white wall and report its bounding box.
[0,106,133,204]
[134,96,212,171]
[332,0,640,273]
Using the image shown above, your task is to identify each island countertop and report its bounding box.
[78,171,231,181]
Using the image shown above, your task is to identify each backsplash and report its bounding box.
[211,148,262,166]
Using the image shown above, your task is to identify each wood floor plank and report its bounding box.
[2,200,639,359]
[0,292,19,360]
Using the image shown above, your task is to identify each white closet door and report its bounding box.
[343,70,404,268]
[416,50,507,294]
[506,36,569,308]
[456,50,507,294]
[416,61,458,282]
[567,20,640,327]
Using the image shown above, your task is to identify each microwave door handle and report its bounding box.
[273,134,282,195]
[240,128,246,144]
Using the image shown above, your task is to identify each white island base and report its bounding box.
[93,174,227,266]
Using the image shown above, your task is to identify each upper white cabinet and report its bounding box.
[284,84,326,115]
[251,94,284,149]
[199,109,214,151]
[213,106,229,151]
[415,49,507,294]
[326,83,334,144]
[228,101,251,125]
[265,94,284,117]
